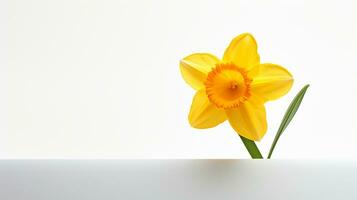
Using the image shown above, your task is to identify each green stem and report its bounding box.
[239,135,263,159]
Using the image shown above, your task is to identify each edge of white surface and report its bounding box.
[0,160,356,200]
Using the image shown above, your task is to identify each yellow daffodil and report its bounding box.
[180,33,293,141]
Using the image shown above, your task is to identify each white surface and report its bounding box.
[0,0,356,158]
[0,160,356,200]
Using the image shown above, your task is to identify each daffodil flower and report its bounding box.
[180,33,293,141]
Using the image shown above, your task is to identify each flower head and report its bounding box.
[180,33,293,141]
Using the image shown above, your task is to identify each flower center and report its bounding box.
[205,63,252,109]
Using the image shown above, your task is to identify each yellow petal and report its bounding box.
[223,33,260,70]
[251,63,293,102]
[180,53,220,90]
[189,89,227,128]
[226,96,267,141]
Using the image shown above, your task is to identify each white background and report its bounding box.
[0,0,356,158]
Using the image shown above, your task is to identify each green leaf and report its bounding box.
[267,84,310,159]
[240,135,263,159]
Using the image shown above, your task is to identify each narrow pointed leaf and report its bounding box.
[267,84,310,159]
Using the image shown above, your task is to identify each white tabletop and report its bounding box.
[0,160,356,200]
